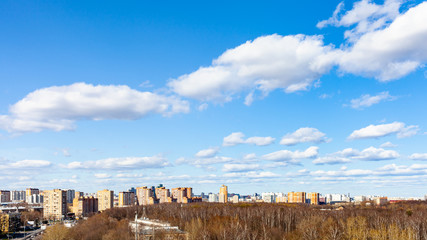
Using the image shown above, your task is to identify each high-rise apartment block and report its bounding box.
[43,189,67,220]
[306,192,319,205]
[155,187,170,204]
[288,192,306,203]
[0,190,11,203]
[136,186,156,205]
[26,188,39,196]
[65,189,76,204]
[11,190,25,202]
[171,187,193,203]
[72,196,98,218]
[26,194,43,204]
[97,189,114,211]
[208,193,218,202]
[219,185,228,203]
[118,191,135,206]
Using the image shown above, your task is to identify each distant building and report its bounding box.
[65,189,76,204]
[97,189,114,211]
[288,192,306,203]
[219,185,228,203]
[26,194,43,204]
[0,191,11,203]
[208,193,218,202]
[171,187,193,203]
[261,192,276,203]
[119,192,136,206]
[232,195,239,203]
[75,191,84,199]
[11,190,26,202]
[155,187,170,204]
[43,189,67,220]
[136,186,155,205]
[375,197,388,206]
[306,192,319,205]
[354,195,367,203]
[72,196,98,218]
[26,188,40,196]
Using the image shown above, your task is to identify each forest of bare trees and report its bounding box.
[43,201,427,240]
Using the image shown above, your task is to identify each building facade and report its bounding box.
[219,185,228,203]
[288,192,306,203]
[118,192,135,206]
[136,186,155,205]
[43,189,67,220]
[11,190,26,202]
[0,191,11,203]
[72,196,98,218]
[306,192,319,205]
[97,189,114,211]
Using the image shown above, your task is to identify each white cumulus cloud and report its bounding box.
[195,147,219,158]
[169,34,336,103]
[262,146,319,162]
[65,155,169,170]
[222,163,260,172]
[223,132,275,146]
[0,82,190,133]
[409,153,427,160]
[349,91,396,109]
[280,127,330,145]
[348,121,419,140]
[0,159,52,169]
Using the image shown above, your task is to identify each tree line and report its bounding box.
[42,201,427,240]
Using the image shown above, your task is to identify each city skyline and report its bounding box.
[1,0,427,197]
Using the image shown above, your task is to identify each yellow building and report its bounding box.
[97,189,114,211]
[118,192,135,206]
[288,192,306,203]
[0,214,9,234]
[219,185,228,203]
[306,192,319,205]
[43,189,67,220]
[72,196,98,218]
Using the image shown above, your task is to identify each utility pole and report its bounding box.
[135,210,139,240]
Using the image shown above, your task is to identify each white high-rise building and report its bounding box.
[208,193,218,202]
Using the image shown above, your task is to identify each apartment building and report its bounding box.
[43,189,67,220]
[97,189,114,211]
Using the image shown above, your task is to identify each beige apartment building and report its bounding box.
[72,196,98,218]
[288,192,306,203]
[136,186,155,205]
[43,189,67,220]
[118,191,135,206]
[155,187,170,204]
[97,189,114,211]
[219,185,228,203]
[171,187,192,203]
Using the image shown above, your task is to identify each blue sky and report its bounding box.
[1,0,427,197]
